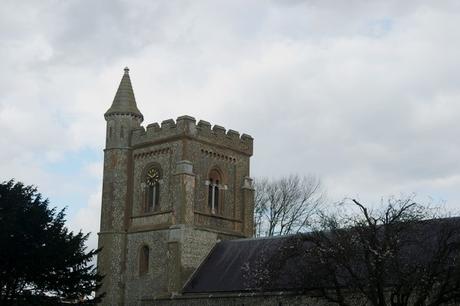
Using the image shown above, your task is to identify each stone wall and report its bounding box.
[141,293,333,306]
[132,140,179,218]
[129,117,253,237]
[98,148,133,306]
[99,112,254,305]
[141,292,460,306]
[188,138,251,235]
[124,230,169,306]
[168,226,218,291]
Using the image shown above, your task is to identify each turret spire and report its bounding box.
[105,67,143,120]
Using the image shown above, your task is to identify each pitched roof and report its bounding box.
[105,67,143,119]
[183,217,460,294]
[182,236,308,294]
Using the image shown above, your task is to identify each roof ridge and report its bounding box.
[222,233,302,243]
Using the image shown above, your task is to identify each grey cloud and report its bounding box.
[1,1,460,242]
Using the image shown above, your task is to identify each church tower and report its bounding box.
[97,68,254,305]
[98,67,143,306]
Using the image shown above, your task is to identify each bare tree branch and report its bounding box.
[253,174,326,237]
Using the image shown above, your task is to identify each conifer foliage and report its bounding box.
[0,180,103,305]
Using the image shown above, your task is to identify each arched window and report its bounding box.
[144,167,161,212]
[208,169,223,214]
[139,245,149,276]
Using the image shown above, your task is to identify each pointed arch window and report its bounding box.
[139,245,149,276]
[208,169,223,214]
[144,167,160,212]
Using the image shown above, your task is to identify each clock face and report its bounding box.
[146,168,160,186]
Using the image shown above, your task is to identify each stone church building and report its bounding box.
[97,69,331,306]
[98,68,460,306]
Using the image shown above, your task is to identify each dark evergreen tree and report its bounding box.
[0,180,103,305]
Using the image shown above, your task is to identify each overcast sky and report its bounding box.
[1,0,460,249]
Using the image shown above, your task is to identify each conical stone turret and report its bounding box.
[105,67,143,120]
[104,67,143,149]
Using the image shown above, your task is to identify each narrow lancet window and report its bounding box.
[214,180,219,212]
[139,245,149,275]
[208,179,214,211]
[208,169,223,214]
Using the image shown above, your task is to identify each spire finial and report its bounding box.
[124,67,129,74]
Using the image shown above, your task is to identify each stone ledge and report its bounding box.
[132,209,173,219]
[194,211,243,223]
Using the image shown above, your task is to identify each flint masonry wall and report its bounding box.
[120,115,254,305]
[124,230,169,305]
[130,115,253,237]
[141,293,334,306]
[100,69,255,306]
[141,292,460,306]
[98,138,135,306]
[123,228,219,305]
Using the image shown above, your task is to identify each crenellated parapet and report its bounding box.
[131,115,253,155]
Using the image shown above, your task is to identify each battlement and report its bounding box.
[131,115,253,155]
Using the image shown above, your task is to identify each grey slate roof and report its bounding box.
[105,67,143,119]
[182,236,308,294]
[183,217,460,294]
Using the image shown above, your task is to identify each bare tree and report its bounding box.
[247,197,460,306]
[308,197,460,306]
[253,174,326,237]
